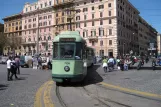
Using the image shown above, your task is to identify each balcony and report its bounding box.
[87,36,98,41]
[21,41,36,46]
[54,0,74,8]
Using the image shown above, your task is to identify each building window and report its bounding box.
[92,41,95,46]
[84,15,87,20]
[91,30,96,36]
[109,11,111,16]
[100,20,103,25]
[83,8,88,12]
[30,7,32,10]
[92,21,94,26]
[99,28,104,36]
[109,29,112,35]
[44,28,46,32]
[48,36,51,40]
[26,8,28,12]
[35,5,36,9]
[49,1,52,5]
[91,0,94,3]
[44,36,46,40]
[109,19,112,24]
[100,40,103,46]
[48,15,52,18]
[109,40,112,45]
[49,21,51,25]
[92,14,94,19]
[76,16,80,20]
[100,12,103,17]
[99,5,104,9]
[41,4,43,8]
[92,6,94,10]
[84,22,87,27]
[76,23,80,28]
[108,3,111,7]
[45,2,47,7]
[28,38,31,42]
[56,13,58,17]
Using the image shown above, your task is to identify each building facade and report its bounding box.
[53,0,76,36]
[138,16,158,56]
[3,0,158,57]
[3,14,22,55]
[74,0,140,57]
[22,0,55,55]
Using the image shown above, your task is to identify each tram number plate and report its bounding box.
[65,62,70,65]
[60,38,76,42]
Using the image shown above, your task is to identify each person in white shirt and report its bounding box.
[7,57,12,81]
[108,56,115,68]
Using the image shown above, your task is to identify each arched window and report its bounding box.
[28,38,31,42]
[48,36,51,40]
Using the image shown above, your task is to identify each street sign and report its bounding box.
[150,43,154,48]
[148,48,156,50]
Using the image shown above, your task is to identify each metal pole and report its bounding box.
[36,11,39,54]
[123,43,125,56]
[70,18,72,31]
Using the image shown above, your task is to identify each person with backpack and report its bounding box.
[10,57,18,80]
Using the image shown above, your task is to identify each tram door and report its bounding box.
[83,44,87,76]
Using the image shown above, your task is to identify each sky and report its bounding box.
[0,0,161,33]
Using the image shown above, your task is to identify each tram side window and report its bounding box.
[75,43,82,60]
[53,43,58,58]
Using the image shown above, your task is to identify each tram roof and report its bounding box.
[53,31,86,43]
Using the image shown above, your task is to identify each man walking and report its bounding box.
[7,56,12,81]
[10,58,18,80]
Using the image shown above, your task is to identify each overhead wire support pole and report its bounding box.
[36,7,39,54]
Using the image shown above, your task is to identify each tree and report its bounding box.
[6,34,22,55]
[0,32,8,54]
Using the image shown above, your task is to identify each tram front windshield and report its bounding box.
[60,44,75,58]
[53,43,82,59]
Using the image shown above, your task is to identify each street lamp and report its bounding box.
[123,42,125,56]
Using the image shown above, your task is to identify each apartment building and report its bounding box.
[22,0,54,55]
[72,0,139,57]
[138,16,157,56]
[3,14,22,55]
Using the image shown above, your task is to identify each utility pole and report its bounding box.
[36,8,39,54]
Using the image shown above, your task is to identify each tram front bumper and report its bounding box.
[52,74,84,83]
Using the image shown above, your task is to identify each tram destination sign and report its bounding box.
[60,38,76,42]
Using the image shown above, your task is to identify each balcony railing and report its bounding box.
[87,36,98,40]
[54,0,74,8]
[21,41,36,45]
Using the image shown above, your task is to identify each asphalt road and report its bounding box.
[0,65,51,107]
[41,63,161,107]
[1,61,161,107]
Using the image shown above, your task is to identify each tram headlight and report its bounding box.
[64,66,70,72]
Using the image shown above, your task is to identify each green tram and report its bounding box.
[52,31,95,84]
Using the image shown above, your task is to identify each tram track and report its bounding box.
[81,76,132,107]
[56,85,68,107]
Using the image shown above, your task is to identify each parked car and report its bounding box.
[1,57,8,64]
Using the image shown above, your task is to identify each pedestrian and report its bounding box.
[10,58,18,80]
[120,56,124,71]
[15,56,20,74]
[7,56,12,81]
[124,59,129,71]
[102,56,108,73]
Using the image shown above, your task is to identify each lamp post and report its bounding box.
[123,42,125,56]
